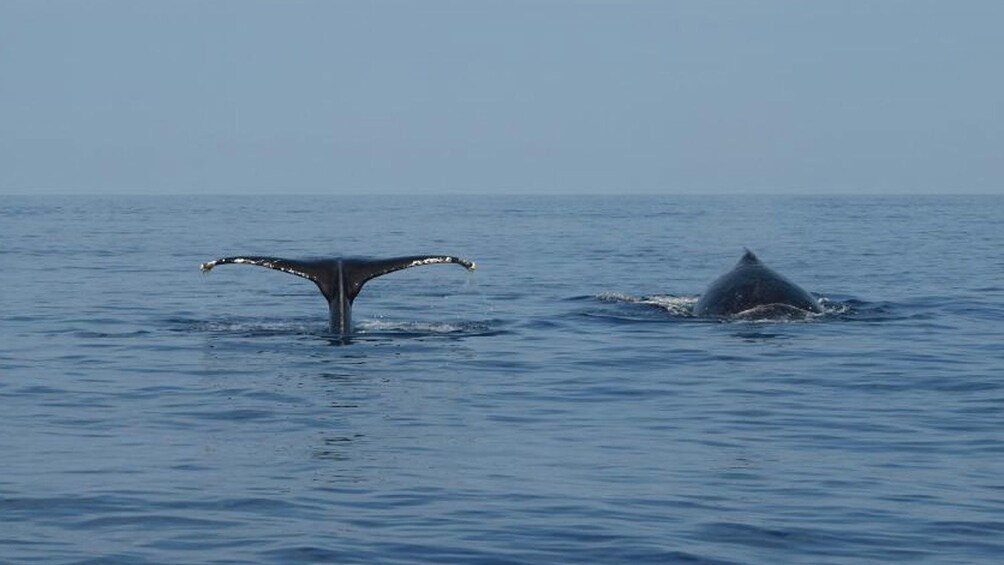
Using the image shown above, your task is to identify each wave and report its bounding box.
[594,293,860,323]
[355,319,502,337]
[176,316,503,341]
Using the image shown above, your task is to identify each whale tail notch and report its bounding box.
[200,254,476,334]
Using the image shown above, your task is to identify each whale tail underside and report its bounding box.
[338,256,476,302]
[200,254,476,334]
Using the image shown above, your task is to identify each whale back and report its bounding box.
[693,250,822,317]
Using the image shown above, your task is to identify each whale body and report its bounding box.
[693,250,822,317]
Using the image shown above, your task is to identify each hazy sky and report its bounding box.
[2,1,1001,195]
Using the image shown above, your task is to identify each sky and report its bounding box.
[1,0,1001,195]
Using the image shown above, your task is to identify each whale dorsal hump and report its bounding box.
[739,248,760,265]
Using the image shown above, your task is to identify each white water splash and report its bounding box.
[730,303,825,323]
[597,292,698,317]
[356,320,470,334]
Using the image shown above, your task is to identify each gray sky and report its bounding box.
[1,0,1001,195]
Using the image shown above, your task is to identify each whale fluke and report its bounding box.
[200,255,476,335]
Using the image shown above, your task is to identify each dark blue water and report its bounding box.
[2,195,1002,564]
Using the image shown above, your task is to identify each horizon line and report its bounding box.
[2,190,1002,198]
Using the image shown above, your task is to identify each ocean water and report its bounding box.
[1,194,1002,564]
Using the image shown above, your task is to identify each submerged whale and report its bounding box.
[693,250,823,317]
[200,255,476,335]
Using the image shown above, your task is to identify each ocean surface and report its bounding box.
[2,194,1002,564]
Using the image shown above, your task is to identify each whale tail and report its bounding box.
[200,255,476,334]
